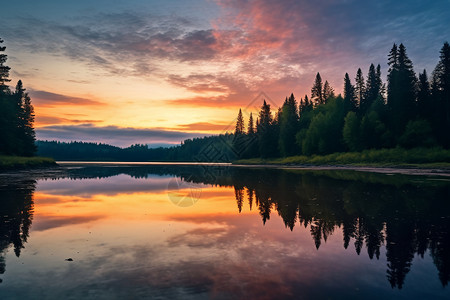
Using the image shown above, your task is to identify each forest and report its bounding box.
[38,43,450,162]
[232,42,450,159]
[0,38,36,157]
[3,38,450,162]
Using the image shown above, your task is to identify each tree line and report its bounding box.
[0,38,36,156]
[233,42,450,158]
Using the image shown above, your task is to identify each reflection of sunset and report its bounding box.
[33,184,243,227]
[2,166,450,298]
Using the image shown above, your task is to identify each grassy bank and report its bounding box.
[234,147,450,168]
[0,156,57,170]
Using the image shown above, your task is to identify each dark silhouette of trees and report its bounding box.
[387,43,417,138]
[279,93,299,156]
[0,179,35,283]
[36,42,450,162]
[323,80,335,101]
[417,69,431,120]
[363,64,381,114]
[355,68,365,109]
[0,38,11,92]
[257,100,277,158]
[431,42,450,147]
[343,73,357,111]
[311,72,323,105]
[0,38,36,156]
[218,167,450,289]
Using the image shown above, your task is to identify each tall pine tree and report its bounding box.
[311,72,323,105]
[431,42,450,147]
[279,93,299,156]
[387,43,417,138]
[355,68,365,111]
[343,73,357,111]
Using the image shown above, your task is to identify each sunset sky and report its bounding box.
[1,0,449,147]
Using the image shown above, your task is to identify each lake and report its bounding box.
[0,163,449,299]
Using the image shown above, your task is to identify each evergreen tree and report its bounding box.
[387,43,417,138]
[279,93,299,156]
[355,68,365,110]
[0,38,11,93]
[233,109,245,157]
[19,82,36,156]
[242,112,258,158]
[0,38,13,154]
[247,112,254,134]
[257,100,277,158]
[417,70,431,120]
[363,64,380,114]
[323,80,335,101]
[235,109,244,135]
[311,72,323,105]
[344,73,357,111]
[431,42,450,147]
[376,64,385,99]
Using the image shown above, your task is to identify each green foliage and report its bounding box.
[301,97,347,155]
[235,147,450,166]
[399,119,436,149]
[279,93,299,156]
[0,156,55,170]
[343,111,361,151]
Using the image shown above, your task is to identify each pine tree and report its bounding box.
[311,72,323,105]
[232,108,245,157]
[387,43,417,137]
[0,38,11,94]
[304,95,310,108]
[323,80,335,101]
[234,109,244,135]
[257,100,276,158]
[355,68,365,110]
[417,69,431,120]
[363,64,380,114]
[0,38,13,154]
[376,64,385,99]
[247,112,254,134]
[15,81,36,156]
[431,42,450,147]
[344,73,357,111]
[279,93,299,156]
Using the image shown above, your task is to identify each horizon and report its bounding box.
[1,0,449,147]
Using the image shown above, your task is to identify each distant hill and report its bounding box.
[36,135,237,162]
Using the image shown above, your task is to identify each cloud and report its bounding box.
[2,0,449,112]
[30,90,104,107]
[35,124,208,147]
[35,115,102,126]
[175,122,232,132]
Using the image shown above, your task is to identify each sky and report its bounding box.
[1,0,449,147]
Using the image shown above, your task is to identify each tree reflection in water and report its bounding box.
[0,165,449,290]
[223,168,450,289]
[0,179,35,283]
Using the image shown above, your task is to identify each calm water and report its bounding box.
[0,164,449,299]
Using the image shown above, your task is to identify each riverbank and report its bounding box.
[0,156,57,171]
[234,147,450,169]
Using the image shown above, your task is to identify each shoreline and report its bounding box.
[231,163,450,177]
[0,156,57,171]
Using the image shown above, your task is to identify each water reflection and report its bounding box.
[0,165,449,298]
[0,178,35,283]
[222,169,450,289]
